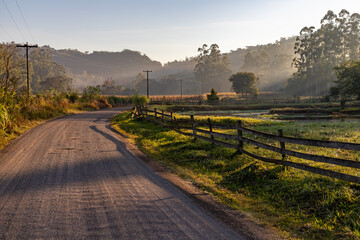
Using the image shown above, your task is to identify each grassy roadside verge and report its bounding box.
[0,90,134,150]
[112,111,360,240]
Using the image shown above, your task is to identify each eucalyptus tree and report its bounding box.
[194,44,232,93]
[287,9,360,96]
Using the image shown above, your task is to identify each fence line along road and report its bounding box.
[132,105,360,184]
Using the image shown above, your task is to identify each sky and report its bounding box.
[1,0,360,64]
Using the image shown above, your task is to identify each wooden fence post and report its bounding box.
[131,106,136,119]
[170,112,173,121]
[190,115,197,140]
[162,110,164,122]
[145,107,148,120]
[138,105,142,118]
[237,120,243,153]
[208,118,214,144]
[278,129,286,160]
[154,108,157,119]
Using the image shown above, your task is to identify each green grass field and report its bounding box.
[113,112,360,240]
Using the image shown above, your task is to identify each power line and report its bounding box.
[2,0,26,42]
[0,23,14,39]
[13,0,36,43]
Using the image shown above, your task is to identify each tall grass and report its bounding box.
[0,89,133,149]
[113,112,360,240]
[132,94,149,106]
[0,104,9,130]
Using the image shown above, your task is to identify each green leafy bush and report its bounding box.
[107,96,132,106]
[132,94,149,106]
[81,86,100,102]
[66,92,79,103]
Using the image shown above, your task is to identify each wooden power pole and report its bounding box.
[16,42,38,98]
[143,70,152,98]
[179,79,183,103]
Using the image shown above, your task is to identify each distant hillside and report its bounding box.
[48,48,162,88]
[52,48,162,76]
[47,37,297,92]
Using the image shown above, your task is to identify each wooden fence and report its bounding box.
[133,106,360,184]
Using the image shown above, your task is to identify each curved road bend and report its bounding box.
[0,108,243,239]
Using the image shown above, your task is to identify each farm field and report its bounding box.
[113,109,360,240]
[147,99,360,121]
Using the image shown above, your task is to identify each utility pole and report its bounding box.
[17,42,38,98]
[179,79,183,104]
[143,70,152,98]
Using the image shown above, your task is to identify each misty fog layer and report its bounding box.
[45,37,296,95]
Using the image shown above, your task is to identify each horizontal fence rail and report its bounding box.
[132,105,360,184]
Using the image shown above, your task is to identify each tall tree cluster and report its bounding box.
[194,44,232,93]
[230,37,296,91]
[0,43,74,94]
[287,9,360,96]
[30,48,73,93]
[0,43,25,93]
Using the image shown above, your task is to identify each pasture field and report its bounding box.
[113,111,360,240]
[147,98,360,121]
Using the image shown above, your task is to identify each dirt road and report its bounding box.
[0,108,243,239]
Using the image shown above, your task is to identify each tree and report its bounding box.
[194,44,232,93]
[242,49,270,72]
[229,72,259,97]
[134,72,146,93]
[329,60,360,108]
[30,48,73,93]
[0,43,25,93]
[41,76,73,92]
[288,9,360,96]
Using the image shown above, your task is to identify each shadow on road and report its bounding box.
[0,121,170,199]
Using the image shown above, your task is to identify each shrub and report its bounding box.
[0,104,9,131]
[107,96,132,106]
[66,92,79,103]
[207,88,219,102]
[81,86,100,102]
[132,94,149,106]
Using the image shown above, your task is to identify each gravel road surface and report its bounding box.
[0,108,243,239]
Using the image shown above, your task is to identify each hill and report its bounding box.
[47,37,297,93]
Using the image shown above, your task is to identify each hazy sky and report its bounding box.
[1,0,360,63]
